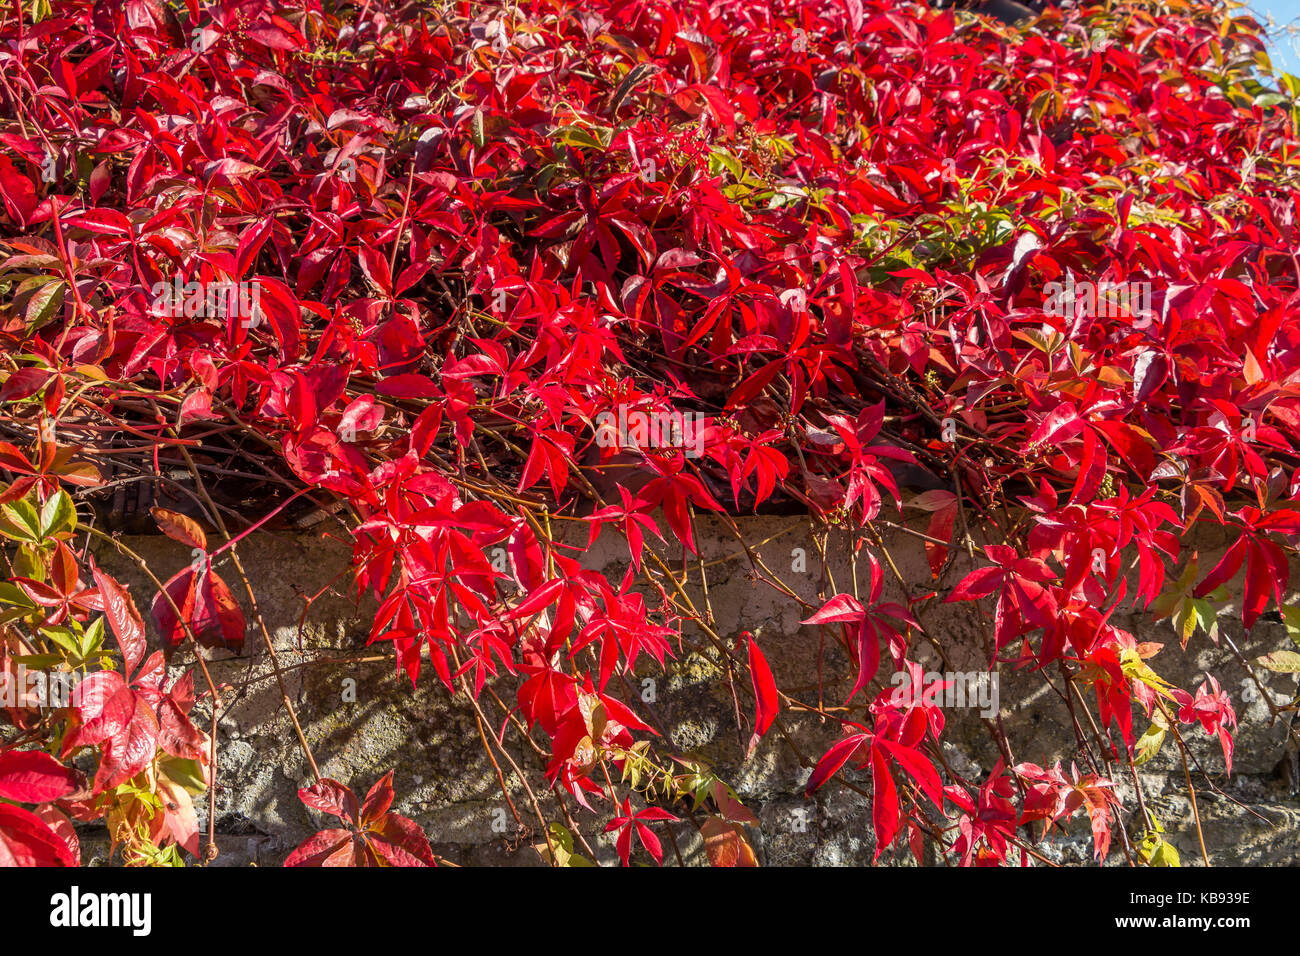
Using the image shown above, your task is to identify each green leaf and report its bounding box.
[11,545,42,580]
[539,823,594,867]
[0,580,35,607]
[1133,719,1167,766]
[23,278,66,332]
[160,757,208,796]
[39,626,82,658]
[1279,605,1300,647]
[1143,838,1181,867]
[1152,558,1198,619]
[0,606,33,626]
[533,163,562,193]
[1137,813,1180,867]
[709,148,743,180]
[12,653,62,669]
[39,490,75,538]
[554,125,606,152]
[609,62,657,113]
[0,498,42,541]
[1190,598,1220,643]
[1172,602,1196,645]
[80,615,106,657]
[469,107,486,148]
[1255,650,1300,674]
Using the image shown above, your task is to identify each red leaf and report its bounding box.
[924,499,957,578]
[0,749,80,803]
[149,507,207,551]
[252,277,302,360]
[876,738,944,811]
[299,778,360,823]
[0,802,77,866]
[245,23,305,51]
[805,733,870,794]
[33,804,79,865]
[0,155,37,226]
[945,566,1003,602]
[358,245,394,297]
[870,745,901,857]
[62,671,133,753]
[369,813,435,866]
[848,616,883,701]
[360,770,396,826]
[283,828,353,867]
[375,373,441,398]
[726,361,782,410]
[91,563,147,675]
[507,521,546,591]
[635,822,664,865]
[190,568,246,654]
[150,567,198,654]
[0,368,52,403]
[154,775,201,857]
[1026,404,1083,450]
[745,634,778,758]
[95,696,159,792]
[801,593,865,625]
[1194,536,1246,599]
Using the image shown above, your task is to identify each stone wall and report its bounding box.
[84,516,1300,866]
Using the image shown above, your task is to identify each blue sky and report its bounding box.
[1251,1,1300,76]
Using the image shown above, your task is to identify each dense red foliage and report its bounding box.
[1,0,1298,866]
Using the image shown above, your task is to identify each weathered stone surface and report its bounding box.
[81,516,1299,866]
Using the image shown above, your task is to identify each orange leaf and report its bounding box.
[149,507,207,551]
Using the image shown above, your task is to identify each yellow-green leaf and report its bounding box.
[1134,719,1166,766]
[1279,605,1300,647]
[1256,650,1300,674]
[39,490,75,537]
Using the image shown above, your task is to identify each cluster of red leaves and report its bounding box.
[285,772,434,866]
[2,0,1298,866]
[1,552,211,864]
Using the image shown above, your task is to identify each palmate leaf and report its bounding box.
[1153,558,1225,648]
[287,772,434,867]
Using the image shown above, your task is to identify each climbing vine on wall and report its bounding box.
[1,0,1299,866]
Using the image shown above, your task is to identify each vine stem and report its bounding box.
[178,446,322,781]
[144,399,322,783]
[85,526,223,862]
[447,644,557,863]
[1156,698,1211,867]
